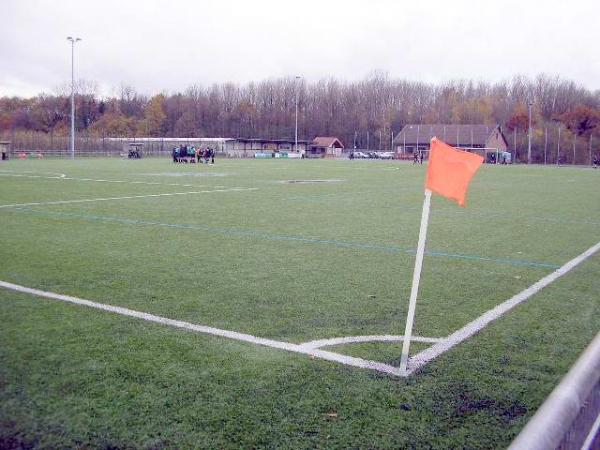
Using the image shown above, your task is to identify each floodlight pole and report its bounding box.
[294,76,301,153]
[67,36,81,160]
[527,100,533,164]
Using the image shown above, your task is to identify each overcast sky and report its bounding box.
[1,0,599,98]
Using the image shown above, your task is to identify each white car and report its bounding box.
[352,151,368,159]
[379,152,394,159]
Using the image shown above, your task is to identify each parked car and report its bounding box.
[379,152,394,159]
[352,151,368,159]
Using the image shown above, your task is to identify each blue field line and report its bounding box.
[429,208,600,227]
[6,206,561,269]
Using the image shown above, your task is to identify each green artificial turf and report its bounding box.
[0,158,598,449]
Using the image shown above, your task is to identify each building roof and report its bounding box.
[312,137,344,148]
[106,137,311,144]
[236,138,310,144]
[107,137,235,142]
[394,124,502,147]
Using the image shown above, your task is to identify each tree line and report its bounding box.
[1,73,599,162]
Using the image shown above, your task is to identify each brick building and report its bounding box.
[394,124,509,160]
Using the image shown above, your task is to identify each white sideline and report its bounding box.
[0,280,404,377]
[0,172,206,188]
[0,187,257,208]
[407,240,600,374]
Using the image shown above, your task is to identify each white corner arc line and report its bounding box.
[407,240,600,375]
[0,187,257,209]
[299,334,443,350]
[0,280,404,377]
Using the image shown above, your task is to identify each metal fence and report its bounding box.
[508,333,600,450]
[0,134,236,159]
[2,131,598,164]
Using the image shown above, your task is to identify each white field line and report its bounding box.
[407,240,600,375]
[0,280,404,377]
[299,334,443,350]
[1,242,597,377]
[0,170,67,177]
[0,187,257,209]
[0,172,210,188]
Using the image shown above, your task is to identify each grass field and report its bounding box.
[0,157,598,449]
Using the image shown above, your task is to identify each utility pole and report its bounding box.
[67,36,82,159]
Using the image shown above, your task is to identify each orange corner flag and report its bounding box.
[425,138,484,207]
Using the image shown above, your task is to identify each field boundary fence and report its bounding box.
[1,131,598,164]
[509,333,600,450]
[0,134,236,159]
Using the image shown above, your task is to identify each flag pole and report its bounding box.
[399,188,432,375]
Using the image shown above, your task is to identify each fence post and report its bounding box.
[590,134,593,166]
[557,126,561,165]
[544,128,548,165]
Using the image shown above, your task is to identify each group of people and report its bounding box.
[172,145,215,164]
[128,148,142,159]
